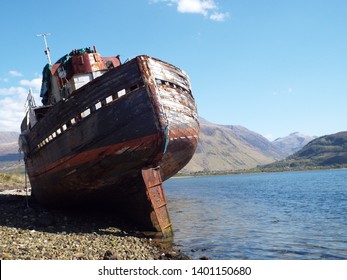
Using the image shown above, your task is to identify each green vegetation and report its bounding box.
[0,172,25,186]
[177,131,347,176]
[259,131,347,172]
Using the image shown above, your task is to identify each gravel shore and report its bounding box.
[0,184,190,260]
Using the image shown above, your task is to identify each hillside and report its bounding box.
[181,119,286,174]
[0,131,19,155]
[261,131,347,170]
[0,131,23,171]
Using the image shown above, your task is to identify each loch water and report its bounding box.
[164,169,347,260]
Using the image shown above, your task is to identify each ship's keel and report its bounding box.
[141,166,173,239]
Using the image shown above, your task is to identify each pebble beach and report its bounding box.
[0,184,190,260]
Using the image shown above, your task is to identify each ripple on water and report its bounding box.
[165,170,347,260]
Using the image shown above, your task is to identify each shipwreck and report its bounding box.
[19,35,199,237]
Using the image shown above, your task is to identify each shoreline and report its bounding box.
[174,166,347,178]
[0,185,190,260]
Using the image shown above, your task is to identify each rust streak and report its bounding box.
[30,134,159,177]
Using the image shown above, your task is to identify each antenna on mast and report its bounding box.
[36,33,52,65]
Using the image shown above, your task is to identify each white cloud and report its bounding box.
[210,12,229,22]
[0,89,28,132]
[9,70,23,77]
[0,79,41,132]
[0,86,27,96]
[0,77,9,83]
[271,87,294,97]
[151,0,228,21]
[20,78,42,90]
[176,0,216,16]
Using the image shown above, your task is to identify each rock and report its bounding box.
[0,187,190,260]
[103,250,118,260]
[73,252,85,259]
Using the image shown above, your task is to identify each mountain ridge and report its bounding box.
[272,132,315,155]
[181,119,311,173]
[261,131,347,170]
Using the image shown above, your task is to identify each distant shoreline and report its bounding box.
[174,166,347,178]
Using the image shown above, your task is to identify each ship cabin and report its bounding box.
[21,47,121,133]
[41,46,121,105]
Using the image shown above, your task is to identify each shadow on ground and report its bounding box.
[0,190,147,238]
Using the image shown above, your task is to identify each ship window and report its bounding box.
[81,108,91,118]
[62,124,67,131]
[118,89,126,97]
[95,102,102,110]
[71,118,76,125]
[57,128,62,135]
[106,95,113,104]
[52,132,57,138]
[130,84,138,91]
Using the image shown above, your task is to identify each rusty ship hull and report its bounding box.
[20,54,199,237]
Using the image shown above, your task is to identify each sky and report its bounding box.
[0,0,346,140]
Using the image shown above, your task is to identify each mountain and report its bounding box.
[262,131,347,170]
[0,131,19,143]
[181,119,287,174]
[0,132,23,171]
[0,131,19,156]
[272,132,315,155]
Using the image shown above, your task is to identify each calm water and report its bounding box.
[163,169,347,259]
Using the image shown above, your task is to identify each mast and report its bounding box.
[36,33,52,65]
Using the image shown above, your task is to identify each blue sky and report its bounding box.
[0,0,346,140]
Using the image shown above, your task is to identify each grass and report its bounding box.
[0,173,25,186]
